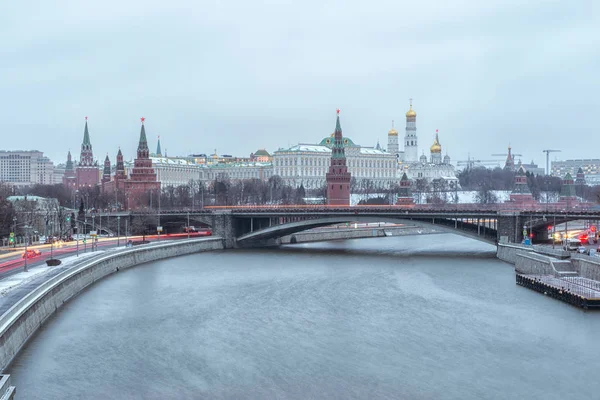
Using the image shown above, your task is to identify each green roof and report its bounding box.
[254,149,270,156]
[83,121,91,146]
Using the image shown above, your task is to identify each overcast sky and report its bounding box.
[1,0,599,169]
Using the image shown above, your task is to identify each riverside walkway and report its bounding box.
[516,274,600,309]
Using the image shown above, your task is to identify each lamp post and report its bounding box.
[187,212,190,239]
[92,215,96,251]
[117,216,121,247]
[12,217,16,248]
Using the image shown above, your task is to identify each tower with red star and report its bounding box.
[326,109,351,206]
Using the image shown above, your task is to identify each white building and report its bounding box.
[273,134,397,190]
[386,102,458,187]
[123,156,273,188]
[0,150,55,186]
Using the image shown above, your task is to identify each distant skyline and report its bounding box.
[1,0,599,167]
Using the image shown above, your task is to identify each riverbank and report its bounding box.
[498,243,600,309]
[0,237,223,373]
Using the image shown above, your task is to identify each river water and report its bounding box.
[8,234,600,399]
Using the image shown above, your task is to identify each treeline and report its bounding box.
[458,167,600,203]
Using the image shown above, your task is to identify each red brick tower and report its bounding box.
[124,118,160,209]
[75,117,100,188]
[102,154,111,184]
[326,109,351,206]
[396,172,415,206]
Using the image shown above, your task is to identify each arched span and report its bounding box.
[236,216,497,246]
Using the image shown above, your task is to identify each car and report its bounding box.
[22,249,41,259]
[577,246,587,254]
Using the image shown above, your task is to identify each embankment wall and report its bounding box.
[0,238,223,372]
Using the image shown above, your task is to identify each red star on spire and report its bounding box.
[141,117,145,124]
[436,129,439,133]
[85,116,88,121]
[336,108,340,115]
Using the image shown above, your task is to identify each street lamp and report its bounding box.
[187,212,190,239]
[117,216,121,247]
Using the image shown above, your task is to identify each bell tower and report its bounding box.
[404,99,418,162]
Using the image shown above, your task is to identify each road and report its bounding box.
[0,232,211,281]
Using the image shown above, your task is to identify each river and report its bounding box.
[8,234,600,399]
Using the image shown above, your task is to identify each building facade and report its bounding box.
[0,150,55,186]
[552,159,600,185]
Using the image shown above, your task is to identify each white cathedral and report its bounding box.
[387,101,458,187]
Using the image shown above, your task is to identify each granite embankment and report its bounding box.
[0,238,223,372]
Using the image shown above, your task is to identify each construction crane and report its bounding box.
[542,149,561,175]
[491,146,522,170]
[456,157,500,171]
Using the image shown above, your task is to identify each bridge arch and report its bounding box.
[236,216,497,247]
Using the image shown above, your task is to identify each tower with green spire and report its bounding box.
[124,117,160,209]
[75,116,100,188]
[396,172,414,205]
[102,154,111,184]
[156,136,162,157]
[509,164,535,206]
[62,150,77,188]
[325,109,351,205]
[79,117,94,166]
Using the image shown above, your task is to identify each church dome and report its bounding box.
[406,104,416,118]
[444,154,451,163]
[388,127,398,136]
[430,134,441,153]
[420,153,427,162]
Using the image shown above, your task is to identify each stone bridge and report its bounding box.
[95,206,600,248]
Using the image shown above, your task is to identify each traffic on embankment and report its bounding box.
[0,237,224,374]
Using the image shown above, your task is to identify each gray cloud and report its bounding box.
[1,0,598,168]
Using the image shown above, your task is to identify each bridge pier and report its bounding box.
[497,213,526,244]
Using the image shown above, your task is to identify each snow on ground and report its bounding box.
[350,190,513,205]
[0,247,128,298]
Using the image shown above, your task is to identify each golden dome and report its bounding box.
[406,102,416,118]
[388,128,398,136]
[430,132,441,153]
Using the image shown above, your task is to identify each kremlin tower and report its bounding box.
[62,150,77,189]
[102,154,111,184]
[404,99,418,162]
[326,109,351,206]
[123,118,160,209]
[396,172,414,206]
[75,117,100,188]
